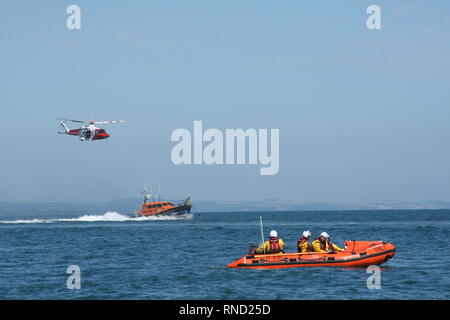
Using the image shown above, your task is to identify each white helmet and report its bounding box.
[269,230,278,238]
[320,232,330,239]
[303,230,311,238]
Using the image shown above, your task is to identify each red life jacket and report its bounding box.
[268,237,282,253]
[297,237,312,252]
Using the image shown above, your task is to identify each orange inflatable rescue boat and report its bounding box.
[227,241,396,269]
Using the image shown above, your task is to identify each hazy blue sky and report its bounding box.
[1,1,449,203]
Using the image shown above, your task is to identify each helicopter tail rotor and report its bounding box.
[57,121,70,134]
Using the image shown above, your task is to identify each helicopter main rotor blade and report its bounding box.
[56,118,89,124]
[91,120,125,124]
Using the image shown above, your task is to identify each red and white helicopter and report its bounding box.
[57,118,124,141]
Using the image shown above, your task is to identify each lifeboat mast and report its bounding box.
[142,184,154,204]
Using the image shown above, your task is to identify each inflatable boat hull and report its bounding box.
[227,241,396,269]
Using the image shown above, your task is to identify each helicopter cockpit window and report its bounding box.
[84,129,91,138]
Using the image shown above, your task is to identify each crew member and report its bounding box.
[312,232,344,253]
[297,230,313,252]
[257,230,285,254]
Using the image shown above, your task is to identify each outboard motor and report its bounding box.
[248,243,259,254]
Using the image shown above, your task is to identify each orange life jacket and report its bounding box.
[268,237,282,253]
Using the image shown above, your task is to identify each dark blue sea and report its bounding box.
[0,210,449,299]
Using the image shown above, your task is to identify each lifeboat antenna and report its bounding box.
[259,216,266,254]
[158,181,161,201]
